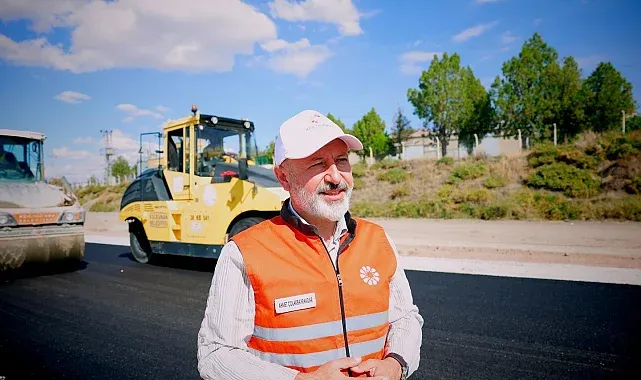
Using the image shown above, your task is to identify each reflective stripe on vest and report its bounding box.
[232,215,397,373]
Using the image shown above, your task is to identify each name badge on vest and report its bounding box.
[274,292,317,314]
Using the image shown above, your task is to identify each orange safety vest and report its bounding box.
[231,202,397,374]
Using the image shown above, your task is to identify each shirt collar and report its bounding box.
[288,199,348,239]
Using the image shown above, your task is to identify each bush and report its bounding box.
[390,184,411,199]
[436,156,454,166]
[527,143,600,169]
[478,202,510,220]
[90,202,119,212]
[446,162,486,183]
[377,168,410,184]
[526,163,601,198]
[599,131,641,161]
[626,173,641,194]
[484,174,507,189]
[451,188,491,204]
[511,189,582,220]
[353,177,365,190]
[352,162,367,178]
[372,158,400,170]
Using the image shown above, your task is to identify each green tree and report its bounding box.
[490,33,562,145]
[407,52,486,157]
[390,107,415,157]
[351,108,394,160]
[457,67,494,154]
[326,113,349,133]
[111,156,131,181]
[582,62,637,132]
[265,140,275,159]
[627,115,641,131]
[554,56,586,141]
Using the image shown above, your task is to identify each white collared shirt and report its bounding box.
[197,207,424,380]
[287,200,347,270]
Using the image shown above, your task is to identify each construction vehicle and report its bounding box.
[118,105,288,263]
[0,129,85,271]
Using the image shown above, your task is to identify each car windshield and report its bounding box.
[195,124,258,177]
[0,135,43,182]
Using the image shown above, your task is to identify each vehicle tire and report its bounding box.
[229,216,266,238]
[129,225,153,264]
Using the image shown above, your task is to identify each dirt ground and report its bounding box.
[85,212,641,269]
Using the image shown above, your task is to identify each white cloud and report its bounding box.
[73,136,93,144]
[54,90,90,104]
[51,146,92,160]
[116,103,164,123]
[259,38,333,78]
[156,105,170,113]
[46,157,104,183]
[108,129,140,152]
[452,21,498,43]
[533,18,543,26]
[268,0,363,36]
[48,128,163,182]
[0,0,85,33]
[475,0,501,4]
[0,0,279,74]
[399,51,442,75]
[501,31,520,45]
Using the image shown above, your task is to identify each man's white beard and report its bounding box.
[290,180,352,222]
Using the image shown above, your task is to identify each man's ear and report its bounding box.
[274,164,291,192]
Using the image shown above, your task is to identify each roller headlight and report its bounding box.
[58,211,85,224]
[0,213,17,227]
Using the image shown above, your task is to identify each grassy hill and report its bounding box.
[71,130,641,221]
[74,183,128,212]
[351,130,641,221]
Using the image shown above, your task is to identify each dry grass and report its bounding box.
[352,153,530,206]
[74,183,127,212]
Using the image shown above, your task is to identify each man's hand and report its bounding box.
[294,357,391,380]
[350,357,402,379]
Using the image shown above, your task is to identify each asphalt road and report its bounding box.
[1,243,640,380]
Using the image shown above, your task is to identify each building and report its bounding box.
[398,130,521,160]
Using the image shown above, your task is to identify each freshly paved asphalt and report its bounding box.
[0,243,639,380]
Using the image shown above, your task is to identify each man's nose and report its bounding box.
[324,163,341,184]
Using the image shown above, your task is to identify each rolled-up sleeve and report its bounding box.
[384,232,424,377]
[197,241,299,380]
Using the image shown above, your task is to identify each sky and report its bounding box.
[0,0,639,183]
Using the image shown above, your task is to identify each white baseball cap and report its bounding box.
[274,110,363,166]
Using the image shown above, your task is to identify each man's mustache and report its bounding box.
[316,180,349,193]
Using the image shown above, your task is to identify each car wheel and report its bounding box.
[129,226,153,264]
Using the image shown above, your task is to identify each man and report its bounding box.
[197,110,424,380]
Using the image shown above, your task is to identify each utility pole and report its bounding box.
[100,129,114,185]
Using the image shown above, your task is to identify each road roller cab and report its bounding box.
[0,129,86,271]
[119,105,288,263]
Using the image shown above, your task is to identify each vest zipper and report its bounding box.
[317,232,355,361]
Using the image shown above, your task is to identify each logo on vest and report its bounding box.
[274,292,317,314]
[360,266,380,286]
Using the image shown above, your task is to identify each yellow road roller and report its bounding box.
[119,105,288,263]
[0,129,85,271]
